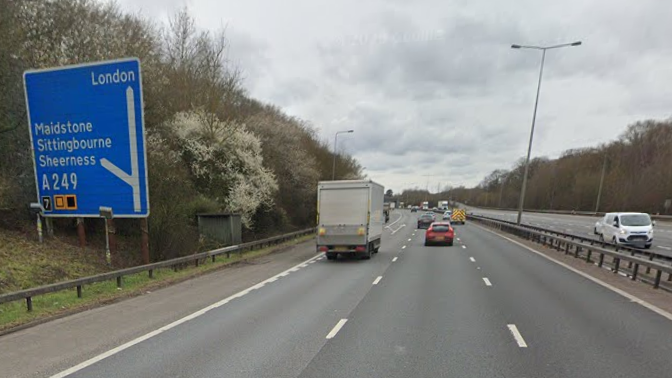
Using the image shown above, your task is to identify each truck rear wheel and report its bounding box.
[361,244,372,260]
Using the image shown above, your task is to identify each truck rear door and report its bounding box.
[318,187,369,248]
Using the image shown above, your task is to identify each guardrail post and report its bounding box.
[586,250,592,263]
[627,251,634,269]
[212,255,216,263]
[631,264,639,281]
[149,269,154,279]
[116,276,123,288]
[613,258,620,274]
[77,285,82,298]
[646,254,654,274]
[574,246,580,258]
[26,297,33,312]
[598,253,604,267]
[195,258,199,268]
[654,270,662,289]
[668,273,672,282]
[565,243,570,255]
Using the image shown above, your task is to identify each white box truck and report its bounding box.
[316,180,384,260]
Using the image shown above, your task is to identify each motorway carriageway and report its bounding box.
[3,210,672,378]
[469,207,672,257]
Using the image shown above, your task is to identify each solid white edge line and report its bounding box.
[392,257,398,262]
[507,324,528,348]
[372,276,383,285]
[482,277,492,286]
[326,319,348,339]
[470,257,476,262]
[48,253,323,378]
[473,223,672,322]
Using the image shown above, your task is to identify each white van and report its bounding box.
[594,212,654,249]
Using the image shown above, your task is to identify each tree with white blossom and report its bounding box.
[168,109,278,227]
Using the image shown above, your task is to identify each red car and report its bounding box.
[424,222,454,246]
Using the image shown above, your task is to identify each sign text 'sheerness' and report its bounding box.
[33,120,113,168]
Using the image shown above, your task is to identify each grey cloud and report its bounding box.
[226,28,272,89]
[115,0,672,188]
[268,78,319,107]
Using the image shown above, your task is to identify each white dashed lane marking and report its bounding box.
[507,324,528,348]
[326,319,348,339]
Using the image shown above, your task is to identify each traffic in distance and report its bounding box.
[316,180,468,258]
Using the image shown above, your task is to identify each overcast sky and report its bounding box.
[116,0,672,193]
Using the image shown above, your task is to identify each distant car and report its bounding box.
[424,212,436,220]
[417,213,434,229]
[442,210,452,220]
[432,207,438,211]
[595,212,654,249]
[424,222,454,246]
[411,206,418,213]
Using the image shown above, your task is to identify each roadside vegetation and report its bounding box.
[397,120,672,215]
[0,229,111,294]
[0,0,361,287]
[0,234,314,332]
[448,120,672,214]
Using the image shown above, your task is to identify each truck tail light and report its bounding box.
[355,246,367,252]
[357,227,366,236]
[318,246,328,252]
[318,228,326,236]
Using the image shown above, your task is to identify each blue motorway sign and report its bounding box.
[23,58,149,217]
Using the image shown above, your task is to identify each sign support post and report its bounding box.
[76,217,86,249]
[141,218,150,265]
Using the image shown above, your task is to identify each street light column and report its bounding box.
[332,133,338,180]
[516,49,546,225]
[595,153,608,213]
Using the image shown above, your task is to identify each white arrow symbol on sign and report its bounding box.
[100,86,140,212]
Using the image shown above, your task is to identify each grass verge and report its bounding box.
[0,234,314,333]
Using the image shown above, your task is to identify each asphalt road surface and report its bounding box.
[4,210,672,378]
[468,207,672,257]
